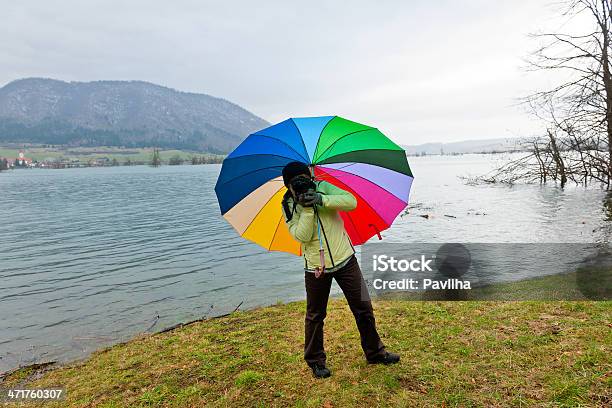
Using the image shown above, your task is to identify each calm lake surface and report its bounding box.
[0,154,609,372]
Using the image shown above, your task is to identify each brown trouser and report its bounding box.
[304,255,386,365]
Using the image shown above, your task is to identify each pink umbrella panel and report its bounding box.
[314,162,412,245]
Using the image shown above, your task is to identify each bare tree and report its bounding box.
[150,148,162,167]
[488,0,612,188]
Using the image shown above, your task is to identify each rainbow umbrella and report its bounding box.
[214,116,413,255]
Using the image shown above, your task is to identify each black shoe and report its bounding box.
[309,363,331,378]
[369,351,400,365]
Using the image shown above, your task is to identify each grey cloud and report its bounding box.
[1,0,575,144]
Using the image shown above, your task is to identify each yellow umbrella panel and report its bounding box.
[222,177,301,255]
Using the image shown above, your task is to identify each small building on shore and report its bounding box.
[14,151,33,167]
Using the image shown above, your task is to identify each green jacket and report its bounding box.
[282,181,357,269]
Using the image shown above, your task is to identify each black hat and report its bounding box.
[282,161,310,186]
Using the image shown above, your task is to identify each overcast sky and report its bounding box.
[1,0,582,144]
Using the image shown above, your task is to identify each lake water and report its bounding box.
[0,154,609,373]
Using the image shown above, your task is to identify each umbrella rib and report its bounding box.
[267,213,285,250]
[240,183,286,240]
[344,211,363,245]
[314,128,376,163]
[222,152,307,165]
[314,166,360,182]
[289,118,312,164]
[320,147,409,161]
[319,162,357,171]
[247,133,310,164]
[317,164,411,204]
[216,153,300,187]
[317,166,390,236]
[318,148,413,176]
[311,115,336,162]
[215,166,285,190]
[312,163,360,182]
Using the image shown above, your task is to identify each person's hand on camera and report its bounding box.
[300,191,323,207]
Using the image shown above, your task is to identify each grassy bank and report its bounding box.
[0,146,224,164]
[1,298,610,407]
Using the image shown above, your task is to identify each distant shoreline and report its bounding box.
[0,145,225,169]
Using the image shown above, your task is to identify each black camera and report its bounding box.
[290,176,316,196]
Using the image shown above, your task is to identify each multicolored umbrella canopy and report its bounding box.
[214,116,413,255]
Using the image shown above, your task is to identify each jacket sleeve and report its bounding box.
[283,199,315,243]
[320,181,357,211]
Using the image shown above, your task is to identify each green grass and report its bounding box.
[1,298,610,407]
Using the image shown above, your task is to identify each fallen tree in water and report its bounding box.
[465,131,608,187]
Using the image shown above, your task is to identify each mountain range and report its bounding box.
[0,78,269,153]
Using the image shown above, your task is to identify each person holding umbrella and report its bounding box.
[281,161,400,379]
[215,116,413,377]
